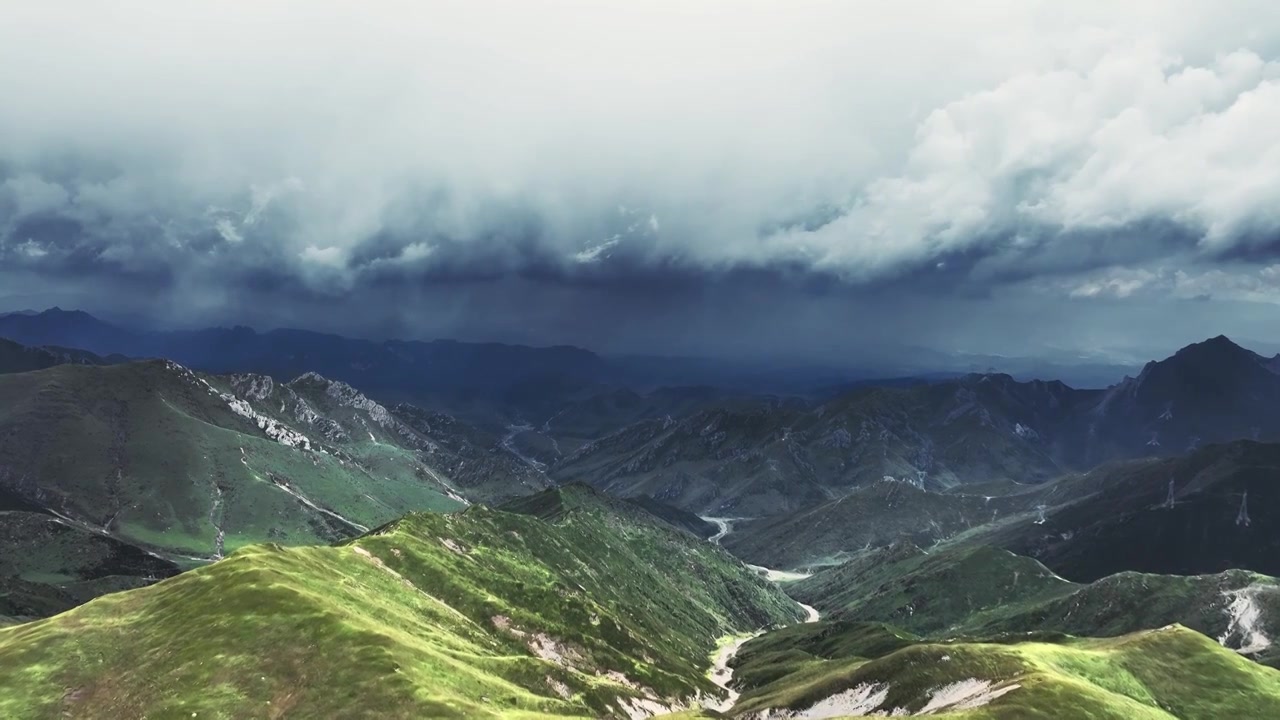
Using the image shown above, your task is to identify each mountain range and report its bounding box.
[1,317,1280,718]
[552,336,1280,519]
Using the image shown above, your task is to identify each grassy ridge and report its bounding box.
[791,543,1075,635]
[729,624,1280,718]
[0,487,800,718]
[791,541,1280,666]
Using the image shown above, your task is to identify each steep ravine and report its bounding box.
[702,516,821,713]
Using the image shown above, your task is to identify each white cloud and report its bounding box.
[17,239,49,258]
[778,39,1280,279]
[1067,268,1158,299]
[397,242,434,263]
[1044,264,1280,303]
[299,245,347,268]
[214,218,244,244]
[1,1,1280,289]
[574,236,621,264]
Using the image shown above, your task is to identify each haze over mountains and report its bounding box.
[0,308,1138,407]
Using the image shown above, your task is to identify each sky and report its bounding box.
[3,1,1280,367]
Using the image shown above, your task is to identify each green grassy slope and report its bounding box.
[791,543,1077,635]
[223,372,550,505]
[969,569,1280,667]
[722,479,1044,570]
[0,361,469,562]
[0,486,801,719]
[792,541,1280,666]
[729,624,1280,718]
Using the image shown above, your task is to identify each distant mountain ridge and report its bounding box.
[0,308,1138,424]
[551,336,1280,516]
[0,309,610,424]
[0,336,123,375]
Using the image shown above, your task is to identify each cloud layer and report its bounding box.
[2,1,1280,359]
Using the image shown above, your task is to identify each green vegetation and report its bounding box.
[729,621,918,695]
[0,361,468,563]
[729,624,1280,718]
[0,486,800,718]
[791,542,1078,636]
[792,540,1280,665]
[5,334,1280,717]
[722,481,1044,570]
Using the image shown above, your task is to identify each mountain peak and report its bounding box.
[40,307,96,320]
[290,371,333,386]
[1178,334,1242,352]
[1166,334,1257,367]
[1201,334,1238,348]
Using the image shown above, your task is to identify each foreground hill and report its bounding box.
[726,622,1280,718]
[0,486,800,719]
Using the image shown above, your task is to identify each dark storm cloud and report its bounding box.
[3,1,1280,361]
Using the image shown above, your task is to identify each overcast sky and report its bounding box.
[3,1,1280,365]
